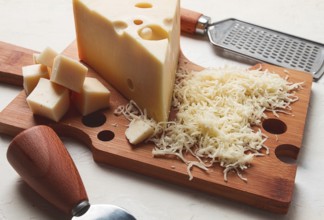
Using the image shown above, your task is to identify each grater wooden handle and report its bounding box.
[180,8,210,35]
[6,125,89,216]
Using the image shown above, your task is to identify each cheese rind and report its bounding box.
[51,55,88,93]
[72,77,111,116]
[22,64,49,95]
[26,78,70,122]
[73,0,180,122]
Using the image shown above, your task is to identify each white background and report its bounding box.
[1,0,324,219]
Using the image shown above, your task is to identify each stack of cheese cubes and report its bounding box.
[23,47,111,122]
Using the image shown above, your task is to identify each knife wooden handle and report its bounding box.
[7,125,89,216]
[180,8,210,35]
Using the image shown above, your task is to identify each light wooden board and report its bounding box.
[0,41,313,214]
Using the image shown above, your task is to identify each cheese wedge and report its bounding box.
[26,78,70,122]
[72,77,111,116]
[22,64,49,95]
[73,0,180,122]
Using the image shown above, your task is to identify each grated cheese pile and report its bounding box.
[115,66,303,181]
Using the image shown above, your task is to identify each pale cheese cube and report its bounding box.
[33,53,52,76]
[36,47,59,67]
[51,55,88,93]
[125,119,154,145]
[32,53,40,64]
[72,77,111,116]
[73,0,180,122]
[26,78,70,122]
[22,64,49,95]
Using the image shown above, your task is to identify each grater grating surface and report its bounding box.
[207,19,324,80]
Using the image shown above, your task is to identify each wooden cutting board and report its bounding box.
[0,40,313,214]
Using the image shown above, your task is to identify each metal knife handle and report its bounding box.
[180,8,211,35]
[7,125,89,217]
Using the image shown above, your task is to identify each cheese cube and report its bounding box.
[26,78,70,122]
[51,55,88,93]
[125,119,154,145]
[36,47,59,67]
[73,0,180,122]
[22,64,49,95]
[32,53,40,64]
[72,77,111,116]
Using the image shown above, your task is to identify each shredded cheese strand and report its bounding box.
[116,66,303,181]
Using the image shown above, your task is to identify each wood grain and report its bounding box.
[6,125,88,216]
[0,41,36,86]
[180,8,203,34]
[0,41,313,214]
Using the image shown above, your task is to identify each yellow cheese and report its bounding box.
[36,47,58,67]
[72,77,111,116]
[22,64,49,95]
[125,118,154,145]
[26,78,70,122]
[51,55,88,93]
[73,0,180,122]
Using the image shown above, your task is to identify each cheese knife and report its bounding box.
[6,125,136,220]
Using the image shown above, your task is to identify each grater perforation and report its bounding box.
[207,19,324,80]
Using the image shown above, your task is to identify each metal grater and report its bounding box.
[197,17,324,81]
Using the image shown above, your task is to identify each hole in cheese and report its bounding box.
[135,2,153,8]
[113,21,128,35]
[133,19,143,25]
[97,130,115,141]
[138,25,168,41]
[163,18,173,26]
[262,118,287,134]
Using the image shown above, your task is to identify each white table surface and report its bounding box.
[1,0,324,219]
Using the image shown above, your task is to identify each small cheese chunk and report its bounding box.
[36,47,59,67]
[26,78,70,122]
[51,55,88,93]
[73,0,180,122]
[22,64,49,95]
[32,53,40,64]
[72,77,111,116]
[125,119,154,145]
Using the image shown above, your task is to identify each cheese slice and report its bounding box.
[72,77,111,116]
[73,0,180,122]
[26,78,70,122]
[22,64,49,95]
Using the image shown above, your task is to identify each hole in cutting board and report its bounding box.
[262,118,287,134]
[82,112,106,127]
[275,144,299,164]
[97,130,115,141]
